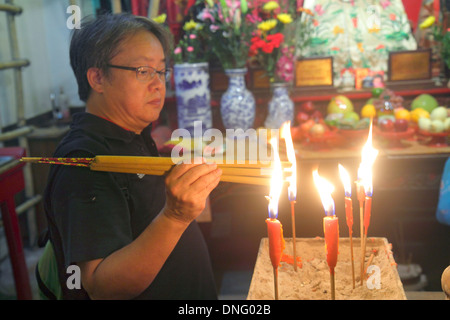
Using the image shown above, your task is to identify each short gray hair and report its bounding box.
[70,13,173,102]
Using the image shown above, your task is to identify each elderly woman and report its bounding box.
[42,13,221,300]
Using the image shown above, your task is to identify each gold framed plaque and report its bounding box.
[388,49,431,81]
[295,56,334,87]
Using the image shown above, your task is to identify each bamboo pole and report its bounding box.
[0,59,30,70]
[0,3,22,14]
[4,0,37,248]
[0,126,33,142]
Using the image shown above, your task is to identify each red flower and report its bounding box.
[251,36,265,48]
[249,36,264,55]
[249,33,284,55]
[267,33,284,47]
[262,42,275,53]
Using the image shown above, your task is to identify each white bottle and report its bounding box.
[59,87,70,120]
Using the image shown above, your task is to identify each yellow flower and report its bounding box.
[183,19,197,31]
[277,13,292,24]
[263,1,279,11]
[152,13,166,24]
[333,25,344,35]
[258,19,278,32]
[419,16,435,29]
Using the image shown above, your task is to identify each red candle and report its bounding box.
[313,170,339,299]
[266,137,284,300]
[356,180,365,205]
[345,197,353,231]
[339,164,354,232]
[281,121,298,272]
[364,196,372,237]
[324,216,339,273]
[266,218,285,269]
[339,164,355,288]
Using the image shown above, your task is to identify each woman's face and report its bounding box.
[101,30,167,133]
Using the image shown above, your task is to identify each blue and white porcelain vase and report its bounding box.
[220,68,255,131]
[174,62,212,136]
[264,82,294,129]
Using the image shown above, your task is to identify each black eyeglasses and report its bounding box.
[107,64,172,82]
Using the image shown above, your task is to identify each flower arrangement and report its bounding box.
[173,19,207,64]
[248,1,298,83]
[419,15,450,71]
[197,0,255,69]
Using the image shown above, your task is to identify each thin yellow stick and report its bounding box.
[350,233,355,289]
[360,204,365,286]
[90,162,276,177]
[330,271,335,300]
[93,155,291,168]
[273,267,279,300]
[291,201,297,272]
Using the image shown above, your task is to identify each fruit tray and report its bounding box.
[373,127,415,149]
[417,130,450,147]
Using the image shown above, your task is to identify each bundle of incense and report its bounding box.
[21,156,292,186]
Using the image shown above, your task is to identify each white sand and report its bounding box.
[247,237,406,300]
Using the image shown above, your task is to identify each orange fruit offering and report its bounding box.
[395,108,411,121]
[410,108,430,123]
[361,104,376,118]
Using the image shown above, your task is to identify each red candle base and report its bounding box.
[266,218,285,269]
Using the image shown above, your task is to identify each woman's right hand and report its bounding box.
[163,159,222,225]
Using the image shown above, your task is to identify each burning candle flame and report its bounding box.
[358,121,378,197]
[338,164,351,197]
[281,121,297,201]
[266,137,283,219]
[313,170,335,216]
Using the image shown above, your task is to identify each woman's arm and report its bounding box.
[78,161,221,300]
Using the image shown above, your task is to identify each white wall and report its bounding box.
[0,0,95,128]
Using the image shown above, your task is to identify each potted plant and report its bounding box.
[172,18,212,135]
[248,1,299,129]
